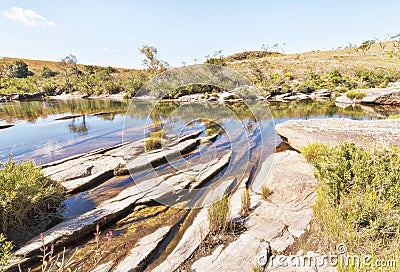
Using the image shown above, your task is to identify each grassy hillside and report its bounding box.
[227,42,400,96]
[1,41,400,97]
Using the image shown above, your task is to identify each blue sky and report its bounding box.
[0,0,399,69]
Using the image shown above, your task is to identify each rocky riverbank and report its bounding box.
[275,118,400,151]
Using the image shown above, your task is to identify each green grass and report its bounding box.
[0,156,65,236]
[239,189,251,217]
[302,142,400,264]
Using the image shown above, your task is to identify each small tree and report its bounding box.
[139,45,168,73]
[7,60,33,78]
[59,54,78,92]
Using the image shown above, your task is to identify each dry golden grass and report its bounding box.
[227,42,400,78]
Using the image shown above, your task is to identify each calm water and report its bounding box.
[0,98,396,164]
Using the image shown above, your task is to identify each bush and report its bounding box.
[0,234,12,269]
[144,130,166,151]
[41,67,58,78]
[7,60,33,78]
[345,90,366,100]
[0,156,65,235]
[145,137,162,151]
[303,142,400,257]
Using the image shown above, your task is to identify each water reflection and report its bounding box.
[0,99,400,165]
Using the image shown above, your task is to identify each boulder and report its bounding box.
[335,94,353,104]
[361,88,400,105]
[275,118,400,150]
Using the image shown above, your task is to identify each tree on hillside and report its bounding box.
[59,54,79,92]
[356,40,375,54]
[139,45,168,73]
[41,67,58,78]
[7,60,33,78]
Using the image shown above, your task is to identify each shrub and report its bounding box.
[41,67,58,78]
[7,60,33,78]
[283,72,294,80]
[345,90,366,100]
[305,142,400,257]
[0,234,13,269]
[145,137,162,151]
[144,130,166,151]
[0,156,65,235]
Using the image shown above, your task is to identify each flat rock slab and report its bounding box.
[113,226,172,272]
[193,151,317,271]
[13,148,231,262]
[361,88,400,105]
[275,118,400,151]
[42,142,142,193]
[42,131,203,193]
[335,88,400,105]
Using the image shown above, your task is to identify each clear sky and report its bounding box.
[0,0,399,69]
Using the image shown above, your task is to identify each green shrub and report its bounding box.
[304,142,400,257]
[144,130,166,151]
[345,90,366,100]
[0,156,65,235]
[0,234,12,269]
[145,137,162,151]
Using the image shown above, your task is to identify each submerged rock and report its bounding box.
[0,124,14,130]
[42,131,203,193]
[113,226,172,272]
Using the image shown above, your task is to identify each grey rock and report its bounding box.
[275,118,400,150]
[361,88,400,105]
[335,94,353,104]
[193,151,317,271]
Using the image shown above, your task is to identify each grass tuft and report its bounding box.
[261,185,272,200]
[239,189,251,217]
